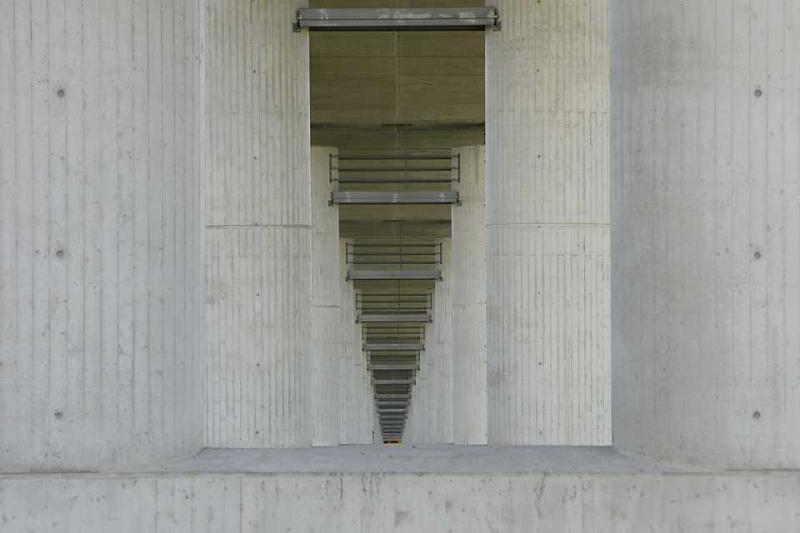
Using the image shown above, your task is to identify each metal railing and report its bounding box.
[348,269,442,281]
[356,292,433,315]
[347,242,442,266]
[328,154,461,206]
[330,154,460,184]
[356,313,431,323]
[341,236,451,442]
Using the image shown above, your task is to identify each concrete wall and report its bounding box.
[204,0,311,448]
[0,0,204,470]
[612,0,800,468]
[451,146,488,445]
[2,471,800,532]
[486,0,611,445]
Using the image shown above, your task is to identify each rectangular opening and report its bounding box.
[310,1,486,444]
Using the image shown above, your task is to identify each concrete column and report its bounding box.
[612,1,800,467]
[311,147,340,446]
[339,239,377,444]
[0,0,204,469]
[486,0,611,445]
[406,239,453,444]
[204,0,311,447]
[451,146,488,445]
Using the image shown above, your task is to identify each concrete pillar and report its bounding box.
[406,239,453,444]
[339,239,377,444]
[311,147,340,446]
[486,0,611,445]
[204,0,311,448]
[0,0,204,469]
[612,1,800,467]
[451,146,488,445]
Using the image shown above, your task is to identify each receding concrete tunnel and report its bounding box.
[5,1,800,529]
[308,1,488,444]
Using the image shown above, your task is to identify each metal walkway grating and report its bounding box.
[328,154,461,205]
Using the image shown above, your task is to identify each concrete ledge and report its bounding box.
[2,448,800,532]
[155,445,696,475]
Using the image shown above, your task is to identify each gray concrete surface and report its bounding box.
[204,0,313,448]
[155,445,697,475]
[405,240,454,444]
[0,0,205,471]
[2,447,799,532]
[451,146,488,445]
[485,0,611,445]
[4,0,800,530]
[611,0,800,468]
[311,147,342,446]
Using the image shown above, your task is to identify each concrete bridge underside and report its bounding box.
[1,0,800,530]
